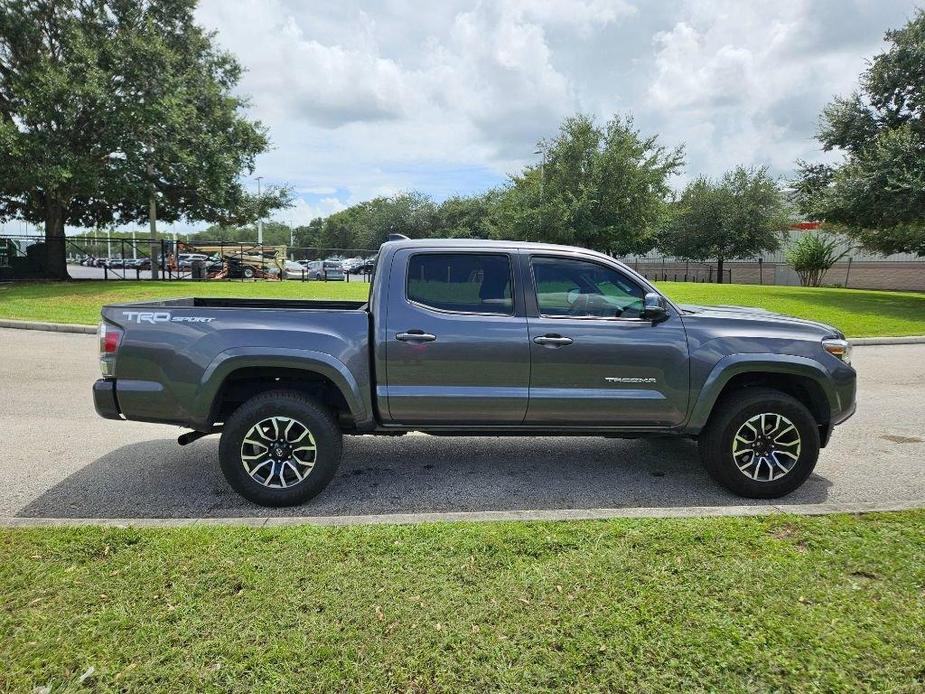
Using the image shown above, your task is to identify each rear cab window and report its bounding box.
[407,253,514,315]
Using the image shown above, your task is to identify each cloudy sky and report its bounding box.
[6,0,916,236]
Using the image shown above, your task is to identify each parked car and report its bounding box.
[178,253,209,269]
[340,256,365,273]
[280,260,310,279]
[94,236,856,508]
[124,257,151,270]
[302,259,345,280]
[355,256,377,274]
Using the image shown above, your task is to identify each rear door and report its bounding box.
[524,254,689,427]
[383,249,530,424]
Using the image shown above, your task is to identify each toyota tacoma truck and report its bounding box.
[93,237,857,506]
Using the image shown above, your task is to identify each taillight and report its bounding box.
[98,322,123,377]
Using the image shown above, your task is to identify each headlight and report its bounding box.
[822,337,851,365]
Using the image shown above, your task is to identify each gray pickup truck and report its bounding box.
[93,237,856,506]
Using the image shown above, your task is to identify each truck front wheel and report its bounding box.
[218,390,343,507]
[698,387,820,499]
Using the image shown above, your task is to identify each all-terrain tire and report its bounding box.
[698,387,820,499]
[218,390,342,507]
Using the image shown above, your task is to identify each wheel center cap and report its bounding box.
[274,444,287,458]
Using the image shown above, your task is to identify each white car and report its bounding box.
[281,260,310,279]
[178,253,209,268]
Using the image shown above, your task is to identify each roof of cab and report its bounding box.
[380,237,618,262]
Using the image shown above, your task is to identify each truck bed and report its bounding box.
[100,296,374,431]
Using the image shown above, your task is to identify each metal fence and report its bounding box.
[3,234,923,291]
[0,235,378,282]
[620,255,925,291]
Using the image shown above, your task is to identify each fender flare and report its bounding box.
[192,346,371,430]
[684,353,836,434]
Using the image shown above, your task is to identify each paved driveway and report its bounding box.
[1,328,923,519]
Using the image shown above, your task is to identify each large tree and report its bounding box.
[489,114,684,255]
[793,9,925,256]
[433,192,497,239]
[0,0,289,278]
[659,166,787,283]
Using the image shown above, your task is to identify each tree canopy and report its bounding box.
[793,9,925,256]
[0,0,289,278]
[488,114,684,255]
[659,166,787,283]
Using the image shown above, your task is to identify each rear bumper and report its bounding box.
[93,379,122,420]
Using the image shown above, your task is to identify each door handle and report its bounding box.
[534,334,573,346]
[396,330,437,342]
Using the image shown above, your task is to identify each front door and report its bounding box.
[384,249,530,425]
[524,255,690,427]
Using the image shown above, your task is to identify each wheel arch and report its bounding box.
[193,348,373,432]
[687,354,836,437]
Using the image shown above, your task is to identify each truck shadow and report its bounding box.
[18,434,833,518]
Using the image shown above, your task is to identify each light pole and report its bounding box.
[534,148,546,202]
[132,230,137,259]
[256,176,264,245]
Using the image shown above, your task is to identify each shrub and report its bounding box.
[785,232,851,286]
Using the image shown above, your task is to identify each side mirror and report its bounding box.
[643,292,668,322]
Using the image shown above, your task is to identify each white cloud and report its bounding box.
[275,196,348,227]
[643,0,897,180]
[181,0,916,228]
[196,0,640,183]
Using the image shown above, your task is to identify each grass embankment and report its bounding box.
[2,513,923,692]
[1,279,924,337]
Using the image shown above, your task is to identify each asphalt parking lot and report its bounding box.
[1,327,923,519]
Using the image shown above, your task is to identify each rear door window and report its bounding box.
[407,253,514,315]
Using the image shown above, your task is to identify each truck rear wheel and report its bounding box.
[218,390,342,507]
[698,387,820,499]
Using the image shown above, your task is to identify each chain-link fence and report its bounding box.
[620,255,925,291]
[3,234,923,291]
[0,236,378,283]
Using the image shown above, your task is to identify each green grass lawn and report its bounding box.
[659,282,925,338]
[1,279,924,336]
[2,513,923,692]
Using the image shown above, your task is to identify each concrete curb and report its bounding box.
[848,335,925,346]
[0,319,96,335]
[2,319,925,345]
[2,499,923,528]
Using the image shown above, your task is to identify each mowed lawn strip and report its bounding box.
[0,280,372,325]
[2,279,925,337]
[2,512,924,693]
[658,281,925,338]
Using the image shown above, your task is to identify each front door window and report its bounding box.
[532,256,645,319]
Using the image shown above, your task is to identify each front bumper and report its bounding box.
[93,379,122,420]
[820,363,857,446]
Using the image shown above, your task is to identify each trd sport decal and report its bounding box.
[122,311,215,324]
